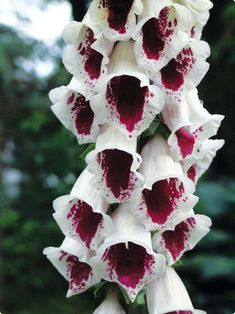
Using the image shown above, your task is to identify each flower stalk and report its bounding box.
[44,0,224,312]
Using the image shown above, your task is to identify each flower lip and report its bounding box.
[90,42,164,138]
[43,237,100,297]
[62,14,113,93]
[49,84,99,144]
[90,206,166,301]
[154,40,210,103]
[153,214,212,265]
[86,125,144,203]
[88,0,143,41]
[134,134,197,231]
[52,169,112,250]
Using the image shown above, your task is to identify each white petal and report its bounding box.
[182,139,225,183]
[49,83,100,144]
[52,169,112,250]
[178,0,213,13]
[91,41,164,138]
[154,40,210,104]
[62,13,113,93]
[146,266,206,314]
[43,237,101,297]
[133,1,194,74]
[133,135,197,231]
[86,125,144,203]
[93,285,126,314]
[90,205,166,301]
[88,0,143,41]
[153,214,212,265]
[162,88,211,134]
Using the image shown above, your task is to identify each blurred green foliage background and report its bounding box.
[0,1,235,313]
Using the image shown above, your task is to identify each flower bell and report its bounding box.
[146,266,206,314]
[154,40,210,103]
[62,13,113,93]
[90,204,166,301]
[182,139,225,183]
[43,237,100,297]
[152,214,211,265]
[133,0,193,74]
[88,0,143,41]
[133,134,198,231]
[52,168,112,250]
[49,78,100,144]
[90,41,164,138]
[86,124,144,203]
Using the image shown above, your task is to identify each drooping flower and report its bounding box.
[133,0,193,74]
[62,13,113,93]
[86,124,144,203]
[93,285,126,314]
[88,0,143,41]
[167,113,224,161]
[53,169,112,250]
[182,139,225,183]
[90,205,166,301]
[90,41,164,138]
[49,78,100,144]
[146,266,206,314]
[152,214,211,265]
[43,237,100,297]
[133,134,198,231]
[154,40,210,103]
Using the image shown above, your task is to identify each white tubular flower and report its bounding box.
[88,0,143,42]
[90,205,166,301]
[177,0,213,39]
[133,134,198,232]
[86,124,144,203]
[133,0,194,75]
[162,89,211,135]
[167,113,224,161]
[62,13,113,93]
[178,0,213,14]
[93,285,126,314]
[154,40,210,104]
[182,139,225,183]
[152,214,212,265]
[49,78,100,144]
[43,237,101,297]
[90,41,164,138]
[52,169,112,250]
[146,266,206,314]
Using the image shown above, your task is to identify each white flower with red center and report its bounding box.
[182,139,225,183]
[53,169,112,250]
[43,237,100,297]
[49,79,99,144]
[88,0,143,41]
[154,40,210,103]
[167,114,224,161]
[91,205,166,301]
[133,134,198,231]
[146,266,206,314]
[93,285,126,314]
[133,0,194,74]
[62,13,113,93]
[152,214,211,265]
[91,41,164,138]
[86,124,144,203]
